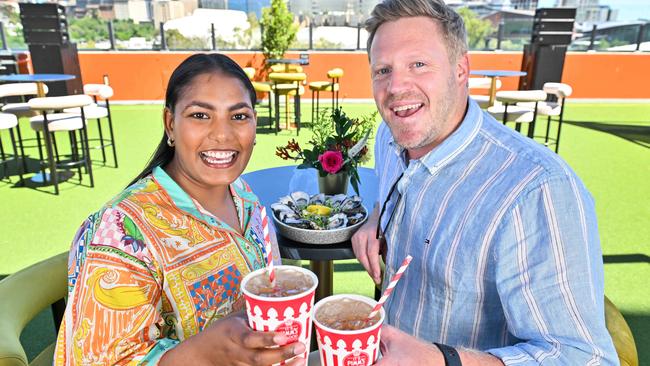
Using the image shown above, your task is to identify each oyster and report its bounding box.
[290,191,310,208]
[272,192,367,231]
[309,193,326,206]
[347,212,365,225]
[283,218,312,229]
[327,213,349,229]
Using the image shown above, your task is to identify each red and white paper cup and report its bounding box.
[313,294,385,366]
[241,265,318,365]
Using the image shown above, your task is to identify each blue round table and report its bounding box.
[0,74,76,97]
[0,74,76,82]
[242,165,378,301]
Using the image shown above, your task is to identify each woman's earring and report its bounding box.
[253,138,257,146]
[167,136,175,147]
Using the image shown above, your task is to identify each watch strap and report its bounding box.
[434,342,462,366]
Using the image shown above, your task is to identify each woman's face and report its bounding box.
[164,71,256,190]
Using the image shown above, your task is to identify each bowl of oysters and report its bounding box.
[270,191,368,244]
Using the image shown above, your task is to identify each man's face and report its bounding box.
[370,16,468,159]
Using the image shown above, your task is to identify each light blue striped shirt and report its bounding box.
[375,99,618,365]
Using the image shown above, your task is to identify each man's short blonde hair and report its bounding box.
[365,0,468,62]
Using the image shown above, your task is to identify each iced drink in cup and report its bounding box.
[241,265,318,365]
[313,294,385,366]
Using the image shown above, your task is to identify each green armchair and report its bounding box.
[605,296,639,366]
[0,253,67,366]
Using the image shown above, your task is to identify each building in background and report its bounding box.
[500,0,538,10]
[114,0,152,22]
[153,0,185,24]
[289,0,380,26]
[163,8,249,44]
[555,0,617,23]
[199,0,268,19]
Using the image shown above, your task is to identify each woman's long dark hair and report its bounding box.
[128,53,257,187]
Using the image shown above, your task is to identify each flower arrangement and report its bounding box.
[276,107,376,194]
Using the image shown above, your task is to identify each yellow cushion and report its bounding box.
[327,68,344,78]
[605,296,638,366]
[252,81,272,93]
[269,72,306,82]
[270,64,303,73]
[308,82,339,92]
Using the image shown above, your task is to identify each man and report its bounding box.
[351,0,618,364]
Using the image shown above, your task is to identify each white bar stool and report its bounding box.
[64,78,117,167]
[0,112,23,183]
[518,83,573,153]
[488,90,547,138]
[28,95,94,195]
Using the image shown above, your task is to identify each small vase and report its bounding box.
[318,171,349,195]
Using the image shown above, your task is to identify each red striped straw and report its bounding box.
[366,255,413,320]
[260,206,276,287]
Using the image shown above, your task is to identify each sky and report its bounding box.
[537,0,650,21]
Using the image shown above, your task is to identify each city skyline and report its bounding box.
[539,0,650,21]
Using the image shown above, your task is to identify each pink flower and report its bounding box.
[318,150,344,174]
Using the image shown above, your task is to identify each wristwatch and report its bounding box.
[434,342,462,366]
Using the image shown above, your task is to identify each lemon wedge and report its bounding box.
[306,204,332,216]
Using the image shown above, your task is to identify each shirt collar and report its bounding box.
[389,98,482,174]
[152,166,252,233]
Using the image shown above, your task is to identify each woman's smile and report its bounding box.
[199,149,239,168]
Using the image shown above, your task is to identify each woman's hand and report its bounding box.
[160,311,306,366]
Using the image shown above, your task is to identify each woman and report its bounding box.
[54,54,305,365]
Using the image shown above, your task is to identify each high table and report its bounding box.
[0,73,76,97]
[241,166,378,302]
[0,74,77,188]
[268,72,307,134]
[470,70,527,107]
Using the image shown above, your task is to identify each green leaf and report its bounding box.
[351,175,360,195]
[303,149,318,162]
[123,216,144,242]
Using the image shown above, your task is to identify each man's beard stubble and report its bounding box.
[385,74,458,151]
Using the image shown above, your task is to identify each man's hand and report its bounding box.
[376,325,505,366]
[160,311,306,366]
[375,325,443,366]
[351,204,382,284]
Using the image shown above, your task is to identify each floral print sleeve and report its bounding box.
[54,207,177,365]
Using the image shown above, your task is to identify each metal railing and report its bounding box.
[0,20,647,53]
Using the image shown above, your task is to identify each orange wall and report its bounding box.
[78,51,650,101]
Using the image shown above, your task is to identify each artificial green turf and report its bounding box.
[1,102,648,362]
